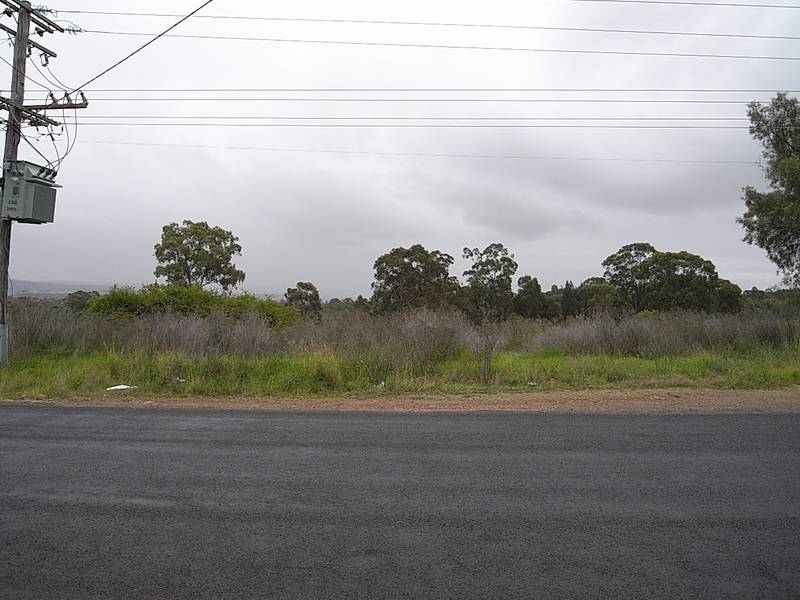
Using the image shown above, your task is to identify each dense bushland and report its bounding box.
[10,300,799,361]
[5,301,799,396]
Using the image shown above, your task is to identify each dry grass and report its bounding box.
[9,301,800,363]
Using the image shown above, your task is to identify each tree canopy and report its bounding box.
[602,242,657,312]
[513,276,561,319]
[363,241,742,318]
[577,278,621,316]
[154,220,245,292]
[601,245,742,314]
[370,244,459,313]
[639,251,723,312]
[462,243,518,321]
[559,281,579,317]
[739,93,800,288]
[285,282,322,319]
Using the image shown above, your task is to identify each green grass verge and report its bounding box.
[1,348,799,399]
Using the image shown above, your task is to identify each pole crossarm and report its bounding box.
[0,23,56,57]
[0,95,59,126]
[25,101,87,111]
[24,92,89,112]
[0,0,63,33]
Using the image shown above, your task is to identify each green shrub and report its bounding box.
[88,284,300,325]
[88,287,148,316]
[218,293,298,325]
[62,290,101,313]
[141,284,218,315]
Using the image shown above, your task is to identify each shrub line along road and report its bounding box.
[1,403,799,599]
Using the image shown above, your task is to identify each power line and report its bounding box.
[45,62,75,91]
[51,0,800,15]
[73,116,753,121]
[46,12,800,40]
[0,54,52,91]
[81,140,761,164]
[30,60,63,90]
[14,88,797,93]
[20,132,56,169]
[72,122,764,129]
[82,30,800,61]
[68,1,215,93]
[563,0,800,7]
[18,97,771,104]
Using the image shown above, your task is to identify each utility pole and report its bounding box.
[0,0,30,364]
[0,0,85,364]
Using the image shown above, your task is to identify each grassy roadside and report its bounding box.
[1,349,799,399]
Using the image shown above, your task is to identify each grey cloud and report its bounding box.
[7,0,799,293]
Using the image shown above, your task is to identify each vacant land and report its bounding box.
[2,406,798,599]
[4,303,798,400]
[1,349,799,400]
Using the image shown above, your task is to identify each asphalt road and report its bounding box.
[1,406,799,599]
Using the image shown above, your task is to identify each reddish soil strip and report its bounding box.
[4,388,800,413]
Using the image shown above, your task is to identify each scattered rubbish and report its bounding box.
[176,378,187,383]
[376,381,386,389]
[106,385,137,392]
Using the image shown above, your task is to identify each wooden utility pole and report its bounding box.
[0,0,31,364]
[0,0,80,364]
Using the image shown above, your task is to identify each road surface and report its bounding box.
[1,405,799,599]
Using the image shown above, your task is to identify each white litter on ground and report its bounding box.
[106,385,137,391]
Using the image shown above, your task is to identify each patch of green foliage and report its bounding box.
[154,220,246,291]
[739,93,800,288]
[2,349,798,399]
[87,284,299,325]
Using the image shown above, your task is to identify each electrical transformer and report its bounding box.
[1,160,60,224]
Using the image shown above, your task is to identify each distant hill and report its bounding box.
[10,279,112,299]
[9,280,356,301]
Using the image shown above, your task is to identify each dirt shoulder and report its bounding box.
[4,388,800,414]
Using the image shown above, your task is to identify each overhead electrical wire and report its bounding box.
[48,130,62,170]
[2,27,52,90]
[46,12,800,40]
[81,30,800,61]
[20,131,57,169]
[4,51,83,170]
[23,0,216,168]
[17,97,774,104]
[14,88,796,93]
[30,60,65,94]
[68,122,768,129]
[50,0,800,14]
[562,0,800,7]
[0,54,53,90]
[80,140,762,165]
[13,2,788,168]
[45,62,75,91]
[2,3,218,166]
[43,63,81,166]
[63,0,215,94]
[0,47,67,170]
[59,106,70,169]
[72,116,752,121]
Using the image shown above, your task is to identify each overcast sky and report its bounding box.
[5,0,800,298]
